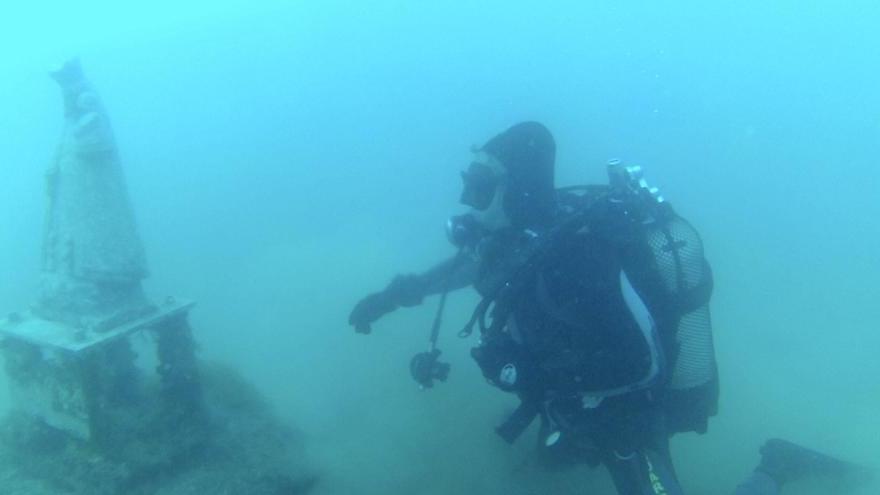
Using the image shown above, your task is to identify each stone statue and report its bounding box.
[39,58,151,329]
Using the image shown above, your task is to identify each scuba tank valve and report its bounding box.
[606,158,670,224]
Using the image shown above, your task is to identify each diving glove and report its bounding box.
[348,274,425,334]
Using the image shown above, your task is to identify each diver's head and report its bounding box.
[460,121,556,231]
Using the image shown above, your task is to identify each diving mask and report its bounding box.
[460,152,506,211]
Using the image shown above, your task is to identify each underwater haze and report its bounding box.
[1,1,878,493]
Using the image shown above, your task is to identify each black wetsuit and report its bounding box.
[466,225,676,494]
[464,223,775,495]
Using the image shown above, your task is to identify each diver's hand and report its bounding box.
[348,290,397,334]
[348,275,426,334]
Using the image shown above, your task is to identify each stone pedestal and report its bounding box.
[0,298,198,443]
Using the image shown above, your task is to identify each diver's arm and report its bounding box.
[412,253,477,297]
[348,254,476,334]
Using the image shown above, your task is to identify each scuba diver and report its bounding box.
[348,122,868,495]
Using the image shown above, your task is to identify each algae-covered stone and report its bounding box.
[0,361,317,495]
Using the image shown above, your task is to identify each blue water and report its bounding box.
[0,1,877,493]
